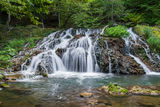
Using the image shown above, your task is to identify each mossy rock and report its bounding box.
[0,83,9,88]
[80,92,93,98]
[108,83,128,95]
[0,75,4,79]
[42,72,48,77]
[100,83,128,96]
[129,85,160,96]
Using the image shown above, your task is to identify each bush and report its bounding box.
[0,25,58,69]
[122,13,145,26]
[147,36,160,53]
[105,25,129,38]
[143,27,154,39]
[134,25,160,53]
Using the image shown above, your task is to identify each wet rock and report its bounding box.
[56,48,65,57]
[80,92,93,98]
[96,103,111,107]
[138,100,155,107]
[97,96,112,106]
[129,85,160,96]
[7,87,32,95]
[99,83,128,96]
[0,83,10,88]
[74,34,84,40]
[87,99,98,105]
[4,74,23,82]
[10,49,43,72]
[42,71,48,77]
[95,37,145,74]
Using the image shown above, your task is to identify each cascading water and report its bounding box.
[21,28,101,77]
[104,40,112,73]
[123,28,160,75]
[127,28,154,62]
[20,26,160,78]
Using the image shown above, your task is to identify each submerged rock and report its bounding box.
[42,71,48,77]
[99,83,128,96]
[129,85,160,96]
[4,74,23,82]
[0,83,10,88]
[98,84,160,96]
[80,92,93,98]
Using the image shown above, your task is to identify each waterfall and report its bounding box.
[124,28,160,75]
[104,40,112,73]
[21,28,101,76]
[20,27,160,77]
[127,28,153,62]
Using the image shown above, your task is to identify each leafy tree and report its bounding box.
[0,0,26,26]
[71,0,125,28]
[124,0,160,25]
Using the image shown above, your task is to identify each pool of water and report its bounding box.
[0,72,160,107]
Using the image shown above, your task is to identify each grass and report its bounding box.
[0,24,58,69]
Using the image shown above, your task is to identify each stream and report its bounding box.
[0,73,160,107]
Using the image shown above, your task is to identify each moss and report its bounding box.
[0,83,9,88]
[24,54,31,61]
[0,75,3,79]
[108,83,128,94]
[42,72,48,77]
[98,37,105,47]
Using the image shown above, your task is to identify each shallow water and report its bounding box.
[0,72,160,107]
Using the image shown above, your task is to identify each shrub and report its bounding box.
[143,27,154,39]
[105,25,129,38]
[134,25,160,53]
[147,36,160,52]
[122,13,145,26]
[0,25,58,69]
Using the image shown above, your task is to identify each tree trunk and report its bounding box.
[111,3,114,23]
[7,13,11,27]
[7,0,11,27]
[58,12,60,27]
[42,19,45,29]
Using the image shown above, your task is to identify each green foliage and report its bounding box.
[0,0,54,25]
[143,28,154,39]
[8,39,25,51]
[0,24,57,69]
[122,13,144,26]
[0,0,126,28]
[134,25,160,53]
[0,0,159,27]
[124,0,160,25]
[108,83,128,94]
[147,36,160,53]
[0,83,9,88]
[0,75,4,79]
[70,0,125,28]
[105,25,129,38]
